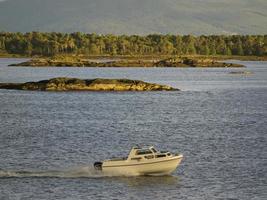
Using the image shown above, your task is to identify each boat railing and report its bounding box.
[133,144,154,149]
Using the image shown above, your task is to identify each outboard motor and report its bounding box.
[94,162,103,170]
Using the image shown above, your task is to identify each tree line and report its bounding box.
[0,32,266,56]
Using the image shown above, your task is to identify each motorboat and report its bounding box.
[94,145,183,176]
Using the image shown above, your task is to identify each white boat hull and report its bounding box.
[102,155,183,176]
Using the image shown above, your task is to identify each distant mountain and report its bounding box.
[0,0,267,35]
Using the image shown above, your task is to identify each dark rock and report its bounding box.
[0,77,179,91]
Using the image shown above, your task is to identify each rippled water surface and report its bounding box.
[0,58,266,199]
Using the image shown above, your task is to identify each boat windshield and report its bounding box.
[136,149,153,155]
[151,148,157,153]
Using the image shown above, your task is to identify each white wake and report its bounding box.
[0,165,128,178]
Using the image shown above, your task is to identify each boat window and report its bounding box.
[144,155,154,159]
[136,149,153,155]
[131,157,141,160]
[156,154,166,158]
[151,148,157,153]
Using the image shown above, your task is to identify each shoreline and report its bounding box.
[1,54,267,61]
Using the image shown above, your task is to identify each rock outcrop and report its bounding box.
[155,58,244,68]
[9,56,245,68]
[229,71,253,75]
[0,77,178,91]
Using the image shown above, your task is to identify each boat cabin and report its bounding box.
[127,146,172,161]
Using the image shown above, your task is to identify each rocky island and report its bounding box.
[0,77,178,91]
[9,56,245,68]
[229,71,253,75]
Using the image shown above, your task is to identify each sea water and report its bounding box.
[0,58,266,199]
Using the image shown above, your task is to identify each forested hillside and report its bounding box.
[0,32,266,56]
